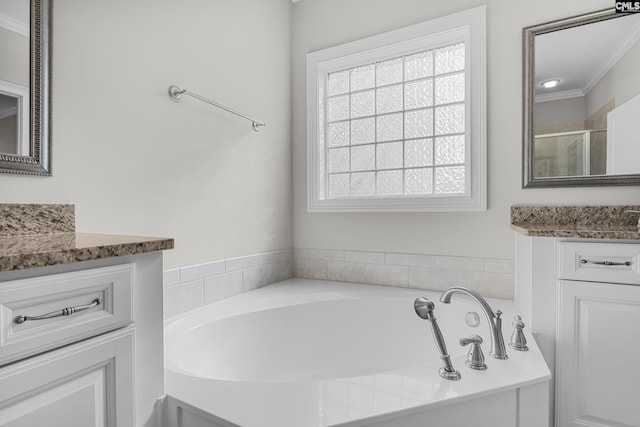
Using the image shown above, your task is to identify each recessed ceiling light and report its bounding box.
[540,79,560,89]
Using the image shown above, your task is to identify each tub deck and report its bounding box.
[164,279,551,427]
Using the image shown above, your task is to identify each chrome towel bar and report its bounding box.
[168,85,266,132]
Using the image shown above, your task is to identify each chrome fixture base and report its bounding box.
[168,85,186,102]
[439,367,462,380]
[509,315,529,352]
[466,360,488,370]
[490,351,509,360]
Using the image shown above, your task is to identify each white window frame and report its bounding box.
[306,6,486,212]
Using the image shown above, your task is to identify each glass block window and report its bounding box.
[325,44,466,199]
[307,7,486,212]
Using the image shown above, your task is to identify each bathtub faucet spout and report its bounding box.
[414,297,461,380]
[439,287,508,360]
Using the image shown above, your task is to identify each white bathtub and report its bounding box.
[164,279,550,427]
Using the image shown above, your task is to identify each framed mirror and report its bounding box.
[523,9,640,187]
[0,0,51,176]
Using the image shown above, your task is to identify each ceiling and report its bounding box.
[535,14,640,101]
[0,2,29,36]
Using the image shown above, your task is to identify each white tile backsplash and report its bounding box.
[327,261,366,283]
[364,264,409,287]
[431,255,485,271]
[409,266,458,291]
[180,260,225,282]
[345,251,385,264]
[295,248,514,299]
[225,255,260,272]
[166,247,514,319]
[204,271,243,304]
[294,258,328,280]
[385,252,431,267]
[163,268,180,287]
[163,279,204,319]
[259,249,293,265]
[164,249,293,319]
[243,261,292,292]
[295,248,345,261]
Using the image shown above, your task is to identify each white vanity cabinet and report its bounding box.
[0,327,135,427]
[515,236,640,427]
[0,252,166,427]
[556,280,640,427]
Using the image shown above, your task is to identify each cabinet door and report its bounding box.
[557,280,640,427]
[0,327,134,427]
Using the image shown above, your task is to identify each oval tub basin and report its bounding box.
[165,278,551,427]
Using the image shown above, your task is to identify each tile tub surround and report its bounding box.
[163,249,294,318]
[0,204,75,236]
[294,249,514,299]
[511,205,640,239]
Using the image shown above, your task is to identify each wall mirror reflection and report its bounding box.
[0,0,52,176]
[0,82,29,156]
[523,9,640,187]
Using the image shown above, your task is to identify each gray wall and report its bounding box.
[291,0,640,261]
[2,0,639,273]
[0,115,17,153]
[0,0,293,270]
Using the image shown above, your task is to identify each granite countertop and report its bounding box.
[0,233,174,272]
[511,205,640,240]
[0,204,174,272]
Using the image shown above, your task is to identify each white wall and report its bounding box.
[535,96,586,132]
[0,26,29,87]
[587,37,640,116]
[292,0,640,261]
[0,0,293,269]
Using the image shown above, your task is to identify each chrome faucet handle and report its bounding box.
[460,334,487,370]
[624,210,640,228]
[509,315,529,351]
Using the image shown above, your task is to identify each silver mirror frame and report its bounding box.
[523,8,640,188]
[0,0,52,176]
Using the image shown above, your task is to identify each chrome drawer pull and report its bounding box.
[14,298,103,324]
[581,259,632,267]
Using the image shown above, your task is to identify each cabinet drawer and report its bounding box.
[0,264,134,365]
[558,242,640,284]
